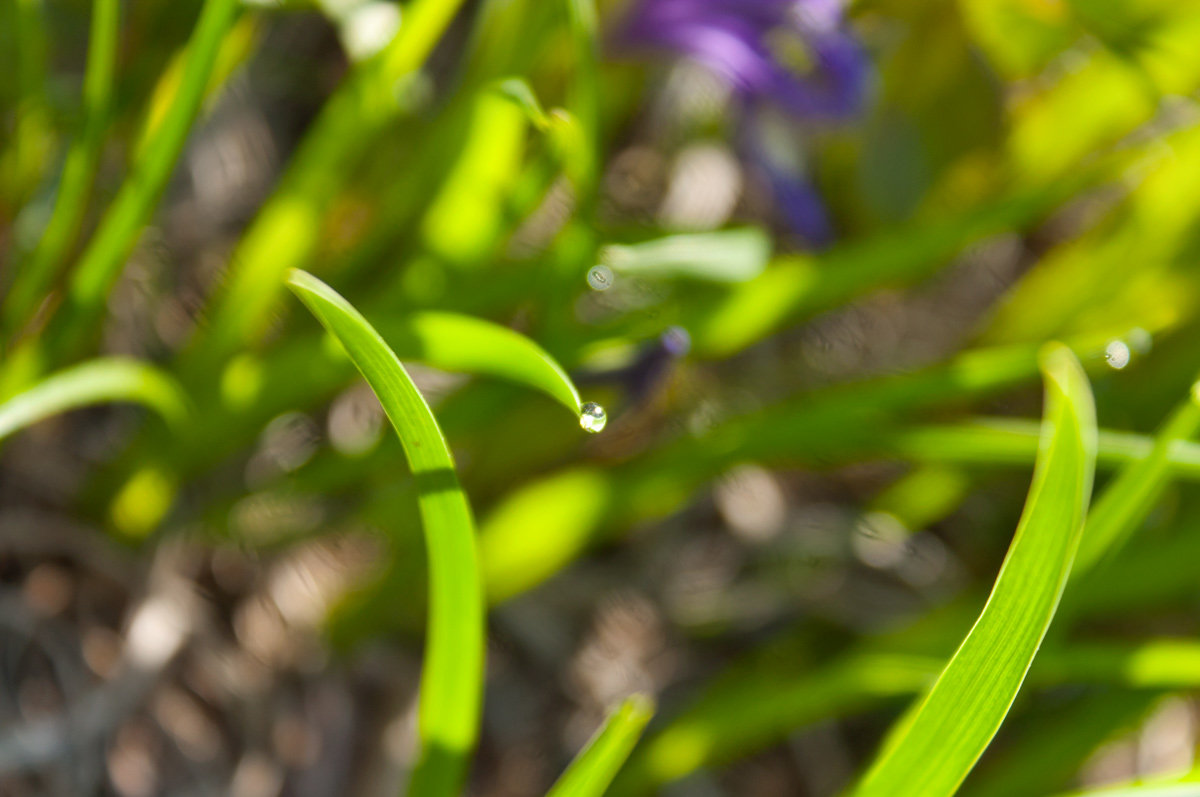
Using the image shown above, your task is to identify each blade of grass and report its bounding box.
[2,0,120,335]
[0,358,187,442]
[376,312,582,414]
[285,269,483,797]
[548,695,655,797]
[1070,377,1200,576]
[599,228,771,283]
[848,343,1097,797]
[881,419,1200,480]
[51,0,240,355]
[1,0,51,205]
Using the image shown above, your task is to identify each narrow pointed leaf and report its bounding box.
[849,343,1097,797]
[548,694,655,797]
[286,269,484,797]
[375,311,582,414]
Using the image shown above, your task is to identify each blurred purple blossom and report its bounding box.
[618,0,867,119]
[615,0,868,246]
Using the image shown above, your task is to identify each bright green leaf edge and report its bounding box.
[285,269,484,797]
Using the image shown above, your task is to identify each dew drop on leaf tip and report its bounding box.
[579,401,607,433]
[1104,339,1131,370]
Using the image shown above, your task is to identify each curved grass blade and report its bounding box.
[848,343,1097,797]
[548,695,655,797]
[377,312,581,414]
[285,269,483,797]
[55,0,240,352]
[2,0,119,335]
[0,358,187,442]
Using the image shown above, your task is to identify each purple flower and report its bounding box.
[618,0,867,119]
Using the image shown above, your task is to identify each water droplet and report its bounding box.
[587,265,614,291]
[579,401,607,433]
[1105,339,1131,370]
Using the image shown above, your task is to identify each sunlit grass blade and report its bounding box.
[285,269,483,797]
[54,0,240,352]
[848,343,1097,797]
[377,312,582,414]
[1,0,119,335]
[548,694,655,797]
[599,228,771,283]
[0,358,187,442]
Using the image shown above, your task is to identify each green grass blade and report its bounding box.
[56,0,239,350]
[285,269,483,797]
[548,695,655,797]
[849,343,1097,797]
[599,228,771,283]
[2,0,119,334]
[1,0,51,205]
[0,358,187,441]
[882,419,1200,480]
[376,312,582,414]
[1071,378,1200,576]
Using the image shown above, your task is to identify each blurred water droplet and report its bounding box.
[579,401,607,433]
[1105,340,1131,370]
[587,265,614,291]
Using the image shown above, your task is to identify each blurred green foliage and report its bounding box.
[6,0,1200,794]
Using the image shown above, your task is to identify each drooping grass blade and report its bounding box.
[2,0,119,335]
[848,343,1097,797]
[548,695,654,797]
[285,269,483,797]
[0,358,187,442]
